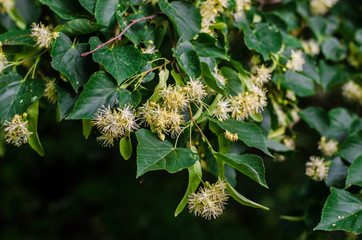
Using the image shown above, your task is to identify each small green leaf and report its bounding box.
[82,119,92,140]
[328,108,357,141]
[346,156,362,187]
[94,0,118,26]
[250,112,263,122]
[66,71,120,119]
[39,0,87,20]
[191,33,227,59]
[215,153,267,188]
[226,181,269,210]
[299,107,329,137]
[266,139,292,152]
[27,101,45,156]
[117,13,147,45]
[89,37,142,85]
[61,19,106,36]
[135,129,199,177]
[55,81,79,120]
[119,89,141,108]
[338,131,362,163]
[0,30,35,46]
[322,37,347,61]
[51,33,94,93]
[314,188,362,235]
[319,60,346,91]
[158,0,201,41]
[143,23,166,49]
[120,135,132,160]
[325,157,348,188]
[207,116,273,157]
[0,72,45,123]
[174,161,202,217]
[282,71,315,97]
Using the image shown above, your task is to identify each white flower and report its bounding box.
[342,80,362,105]
[286,50,305,72]
[252,64,272,87]
[160,85,188,110]
[214,98,230,121]
[234,0,251,21]
[0,51,8,74]
[318,137,338,157]
[302,40,320,56]
[306,156,329,181]
[3,114,32,147]
[200,0,226,34]
[30,22,59,48]
[212,67,227,86]
[183,79,207,102]
[141,45,157,54]
[310,0,339,15]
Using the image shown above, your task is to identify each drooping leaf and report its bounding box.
[39,0,87,20]
[51,33,94,93]
[89,37,142,85]
[158,0,201,41]
[94,0,119,26]
[215,153,268,188]
[0,30,35,46]
[338,130,362,163]
[0,72,44,123]
[120,135,132,160]
[82,119,92,140]
[314,188,362,235]
[191,33,227,59]
[27,101,45,156]
[135,129,199,177]
[61,19,106,36]
[299,107,329,137]
[207,116,272,157]
[55,80,79,120]
[66,71,120,119]
[346,156,362,187]
[174,161,202,217]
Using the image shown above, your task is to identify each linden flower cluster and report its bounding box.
[286,50,305,72]
[225,130,238,141]
[188,179,229,220]
[3,114,32,147]
[302,40,320,56]
[234,0,252,21]
[139,80,207,140]
[200,0,227,34]
[30,22,60,48]
[318,137,338,157]
[251,64,272,87]
[310,0,339,15]
[214,85,267,121]
[342,80,362,105]
[0,0,14,13]
[44,79,59,104]
[306,156,329,181]
[212,67,227,86]
[92,105,138,147]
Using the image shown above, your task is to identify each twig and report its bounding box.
[81,13,162,57]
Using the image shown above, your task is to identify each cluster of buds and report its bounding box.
[305,156,329,181]
[3,114,32,147]
[188,179,229,220]
[92,105,138,147]
[286,50,305,72]
[30,22,59,48]
[44,79,59,104]
[225,130,238,142]
[0,0,14,13]
[318,137,338,157]
[199,0,227,34]
[310,0,339,15]
[138,80,207,140]
[342,80,362,105]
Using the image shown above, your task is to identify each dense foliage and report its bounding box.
[0,0,361,238]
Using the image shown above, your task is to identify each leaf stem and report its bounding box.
[81,13,163,57]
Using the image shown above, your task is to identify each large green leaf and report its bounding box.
[322,37,347,62]
[39,0,87,20]
[0,30,35,46]
[94,0,119,26]
[338,131,362,163]
[244,23,282,60]
[207,116,272,157]
[282,71,315,97]
[175,42,201,79]
[215,153,267,188]
[191,33,227,59]
[299,107,329,136]
[51,33,94,93]
[27,101,44,156]
[79,0,97,14]
[135,129,199,177]
[66,71,120,119]
[174,161,202,217]
[158,0,201,41]
[327,108,357,141]
[89,37,142,85]
[325,157,348,188]
[55,80,79,120]
[0,72,44,123]
[117,13,147,45]
[61,19,106,36]
[346,156,362,187]
[314,188,362,234]
[319,60,346,91]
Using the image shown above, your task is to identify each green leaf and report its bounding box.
[51,33,94,93]
[135,129,199,177]
[82,119,92,140]
[55,80,79,120]
[0,30,35,46]
[349,119,362,136]
[346,156,362,187]
[174,161,202,217]
[338,130,362,163]
[215,153,267,188]
[94,0,119,26]
[319,60,346,91]
[328,108,357,141]
[207,116,273,157]
[158,0,201,41]
[79,0,96,14]
[221,67,243,96]
[244,23,282,60]
[61,19,106,36]
[200,63,226,95]
[282,71,315,97]
[314,188,362,235]
[27,101,45,156]
[325,157,348,188]
[117,13,147,45]
[0,72,45,123]
[299,107,329,136]
[179,50,201,79]
[119,89,141,108]
[39,0,87,20]
[209,121,230,154]
[143,23,166,48]
[89,37,142,85]
[226,181,269,210]
[355,29,362,45]
[191,33,227,59]
[120,135,132,160]
[322,37,347,61]
[266,139,292,152]
[66,71,120,119]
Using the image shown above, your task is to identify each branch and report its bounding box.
[81,13,162,57]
